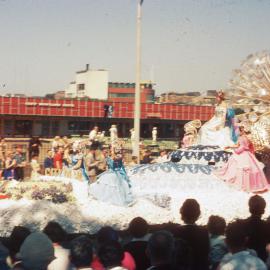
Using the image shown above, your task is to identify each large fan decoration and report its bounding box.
[228,50,270,154]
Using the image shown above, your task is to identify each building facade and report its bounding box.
[108,82,155,103]
[65,65,108,100]
[0,96,214,139]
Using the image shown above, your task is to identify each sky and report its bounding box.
[0,0,269,96]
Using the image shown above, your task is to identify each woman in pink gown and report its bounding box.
[215,126,269,193]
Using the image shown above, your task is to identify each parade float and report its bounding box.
[0,51,270,236]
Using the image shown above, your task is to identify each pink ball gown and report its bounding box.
[215,135,269,193]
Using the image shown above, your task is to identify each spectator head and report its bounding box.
[102,148,109,157]
[97,226,119,245]
[18,232,55,270]
[47,150,53,157]
[70,236,93,268]
[128,217,149,239]
[207,215,226,236]
[147,230,175,265]
[94,126,99,131]
[43,221,67,244]
[248,195,266,216]
[225,220,247,253]
[16,147,23,153]
[57,147,64,154]
[8,226,31,261]
[131,156,138,163]
[180,199,201,224]
[98,241,124,268]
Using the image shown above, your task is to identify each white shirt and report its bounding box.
[48,244,70,270]
[219,250,267,270]
[89,130,97,141]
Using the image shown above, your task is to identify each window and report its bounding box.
[146,94,154,102]
[14,120,33,135]
[68,121,90,131]
[78,84,85,90]
[109,93,135,98]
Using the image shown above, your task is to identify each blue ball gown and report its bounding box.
[89,157,134,206]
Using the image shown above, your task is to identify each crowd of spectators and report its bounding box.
[0,195,270,269]
[0,138,27,181]
[0,129,173,182]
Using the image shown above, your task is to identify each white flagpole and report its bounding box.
[134,0,142,160]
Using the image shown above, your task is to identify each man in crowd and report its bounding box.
[146,230,175,270]
[97,148,108,175]
[242,195,269,261]
[70,236,93,270]
[13,147,26,181]
[85,146,100,182]
[28,136,42,161]
[14,232,55,270]
[219,220,267,269]
[174,199,210,270]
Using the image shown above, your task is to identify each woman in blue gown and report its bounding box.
[89,150,134,206]
[62,149,89,181]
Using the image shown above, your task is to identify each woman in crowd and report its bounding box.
[70,149,89,181]
[89,146,134,206]
[215,126,269,193]
[3,151,16,180]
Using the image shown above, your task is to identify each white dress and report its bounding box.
[197,105,234,148]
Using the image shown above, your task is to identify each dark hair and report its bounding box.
[239,126,245,132]
[98,240,124,268]
[8,226,31,259]
[97,226,119,245]
[180,199,201,224]
[225,220,247,249]
[147,230,175,263]
[70,236,93,268]
[207,215,226,236]
[43,221,67,243]
[128,217,148,238]
[248,195,266,216]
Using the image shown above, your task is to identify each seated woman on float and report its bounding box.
[196,91,238,148]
